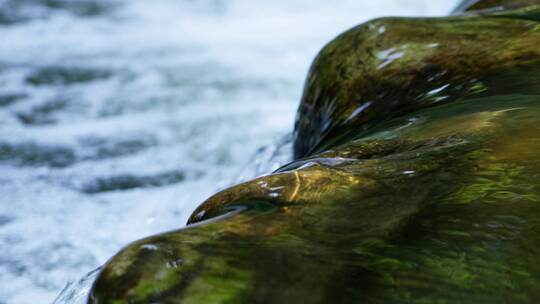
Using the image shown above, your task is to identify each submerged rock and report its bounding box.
[0,93,26,107]
[81,170,187,194]
[0,0,116,25]
[0,141,77,168]
[89,2,540,304]
[16,98,70,125]
[26,66,112,87]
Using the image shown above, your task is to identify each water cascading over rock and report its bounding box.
[88,0,540,302]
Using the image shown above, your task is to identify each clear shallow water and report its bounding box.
[0,1,457,303]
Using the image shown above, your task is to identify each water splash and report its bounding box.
[52,267,102,304]
[234,133,293,183]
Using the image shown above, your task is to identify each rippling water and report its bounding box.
[0,1,457,303]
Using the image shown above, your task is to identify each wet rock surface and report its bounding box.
[293,6,540,158]
[89,1,540,303]
[453,0,540,13]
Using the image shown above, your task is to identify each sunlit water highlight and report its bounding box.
[0,1,457,303]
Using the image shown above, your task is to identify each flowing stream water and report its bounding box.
[0,1,457,303]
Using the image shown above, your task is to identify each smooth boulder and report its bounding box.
[89,3,540,304]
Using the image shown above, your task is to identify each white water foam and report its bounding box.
[0,1,458,303]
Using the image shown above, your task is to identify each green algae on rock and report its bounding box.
[89,3,540,304]
[453,0,540,14]
[293,5,540,159]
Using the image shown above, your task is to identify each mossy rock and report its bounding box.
[293,5,540,158]
[453,0,540,13]
[89,3,540,304]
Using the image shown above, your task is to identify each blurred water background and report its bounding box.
[0,0,457,303]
